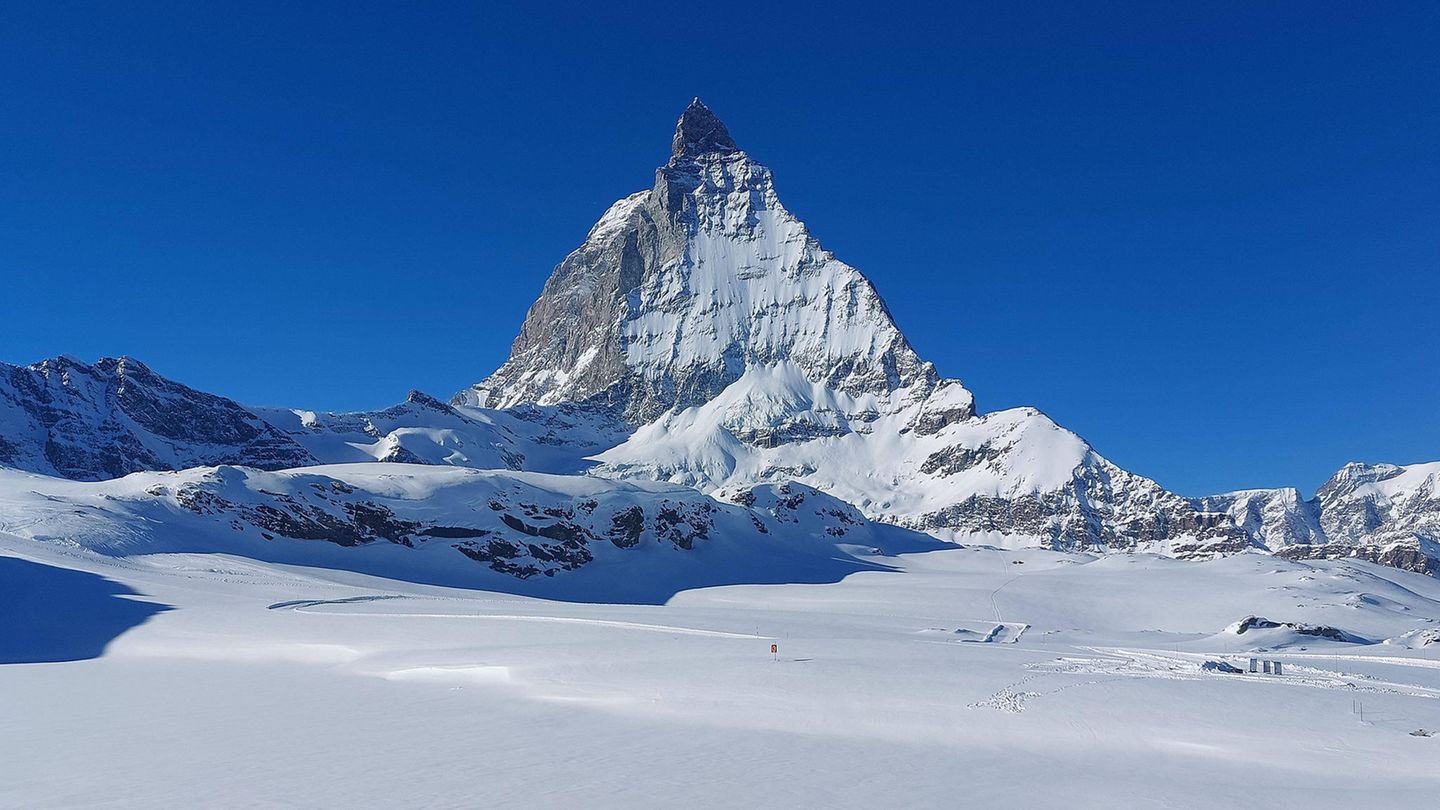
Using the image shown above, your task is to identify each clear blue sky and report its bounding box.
[1,2,1436,496]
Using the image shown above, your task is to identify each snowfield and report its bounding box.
[4,528,1439,808]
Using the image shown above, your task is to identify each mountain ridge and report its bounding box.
[0,99,1435,579]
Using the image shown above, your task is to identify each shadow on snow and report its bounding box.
[0,556,172,664]
[124,522,949,607]
[229,523,950,606]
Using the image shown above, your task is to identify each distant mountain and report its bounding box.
[0,356,316,480]
[252,390,625,475]
[1195,462,1440,575]
[0,350,632,483]
[0,100,1434,580]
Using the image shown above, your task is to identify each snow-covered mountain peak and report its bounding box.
[456,100,952,424]
[1318,461,1408,496]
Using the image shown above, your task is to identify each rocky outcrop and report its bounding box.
[164,465,747,578]
[1275,540,1439,576]
[1229,616,1364,643]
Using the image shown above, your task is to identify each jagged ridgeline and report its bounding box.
[1,100,1435,577]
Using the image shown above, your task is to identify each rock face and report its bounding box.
[0,356,316,480]
[1191,488,1323,548]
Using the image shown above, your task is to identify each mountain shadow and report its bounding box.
[0,556,172,664]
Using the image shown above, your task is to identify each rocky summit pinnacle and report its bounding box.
[670,97,738,160]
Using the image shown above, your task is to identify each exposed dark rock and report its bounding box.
[379,445,429,465]
[454,539,541,579]
[919,445,984,477]
[1276,540,1440,577]
[1232,615,1360,642]
[608,506,645,548]
[654,503,712,550]
[671,97,738,160]
[418,526,493,539]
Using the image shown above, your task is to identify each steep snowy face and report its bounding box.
[0,356,315,480]
[456,98,951,424]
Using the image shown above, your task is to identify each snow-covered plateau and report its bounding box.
[2,99,1437,807]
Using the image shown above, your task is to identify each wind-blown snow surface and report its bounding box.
[4,533,1440,808]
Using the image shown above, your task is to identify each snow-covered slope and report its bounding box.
[0,464,933,601]
[6,529,1440,808]
[252,390,626,475]
[595,366,1250,556]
